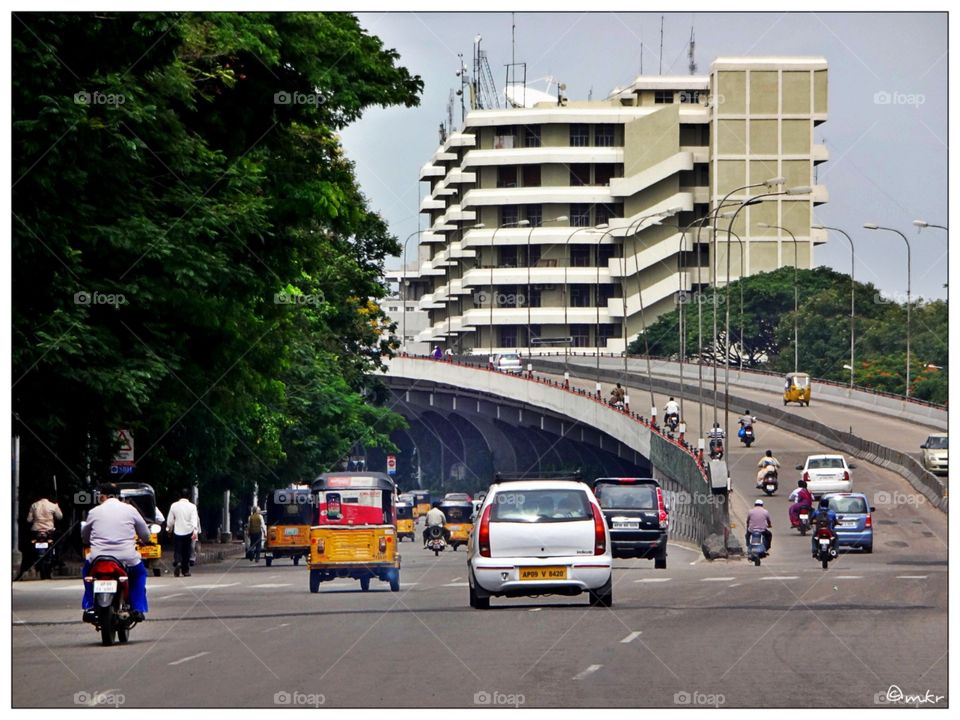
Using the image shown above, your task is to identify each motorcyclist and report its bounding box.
[80,482,153,624]
[810,496,839,557]
[738,410,756,441]
[663,397,680,428]
[745,498,773,553]
[423,501,448,547]
[756,449,781,486]
[788,480,814,528]
[609,383,626,408]
[707,422,725,458]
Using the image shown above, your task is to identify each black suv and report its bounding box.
[592,478,669,568]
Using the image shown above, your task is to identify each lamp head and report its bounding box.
[862,223,879,230]
[912,219,928,228]
[553,215,569,222]
[765,176,786,186]
[756,222,772,229]
[810,224,825,230]
[786,186,812,195]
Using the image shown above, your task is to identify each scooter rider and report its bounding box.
[80,482,153,624]
[745,498,773,552]
[610,383,626,408]
[789,480,814,528]
[423,502,449,547]
[707,422,725,457]
[663,397,680,425]
[756,449,780,486]
[810,496,839,557]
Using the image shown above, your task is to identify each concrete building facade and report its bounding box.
[389,56,828,355]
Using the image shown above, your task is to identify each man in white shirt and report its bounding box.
[423,502,447,547]
[166,488,200,577]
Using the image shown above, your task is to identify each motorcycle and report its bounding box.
[796,508,812,536]
[424,525,447,556]
[32,531,57,580]
[814,527,838,570]
[84,555,140,646]
[758,468,778,496]
[739,424,755,448]
[747,530,768,566]
[664,413,680,434]
[708,437,724,460]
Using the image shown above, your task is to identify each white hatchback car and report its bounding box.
[796,454,856,497]
[466,477,613,609]
[491,352,523,375]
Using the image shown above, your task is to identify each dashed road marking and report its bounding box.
[834,575,863,580]
[262,623,290,633]
[761,576,799,581]
[528,608,542,612]
[250,583,293,588]
[443,582,470,587]
[169,651,210,666]
[183,583,240,590]
[156,593,185,600]
[634,578,672,583]
[897,575,928,579]
[573,665,602,680]
[620,631,642,644]
[701,577,735,582]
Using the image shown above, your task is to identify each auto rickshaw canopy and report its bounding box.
[116,482,158,524]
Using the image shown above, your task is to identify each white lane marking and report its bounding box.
[450,577,462,582]
[761,576,799,581]
[262,623,290,633]
[168,651,210,666]
[634,578,672,583]
[897,575,928,579]
[573,665,603,680]
[834,575,863,579]
[400,583,419,588]
[528,608,542,612]
[701,577,735,582]
[728,584,742,588]
[443,582,470,587]
[156,593,185,600]
[620,631,642,644]
[183,583,240,590]
[250,583,292,588]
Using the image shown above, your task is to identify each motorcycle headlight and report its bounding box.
[149,524,161,534]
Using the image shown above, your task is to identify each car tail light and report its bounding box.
[591,504,607,555]
[843,471,850,482]
[865,514,872,528]
[656,488,668,529]
[803,471,810,483]
[378,537,387,553]
[478,504,492,557]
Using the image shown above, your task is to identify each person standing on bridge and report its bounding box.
[432,345,442,360]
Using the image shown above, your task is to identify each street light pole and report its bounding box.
[813,224,856,389]
[758,222,801,373]
[562,225,598,376]
[913,220,948,299]
[401,229,429,354]
[526,215,567,359]
[489,219,529,358]
[864,223,912,397]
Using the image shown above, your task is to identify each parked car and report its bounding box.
[592,478,669,568]
[491,352,523,375]
[821,492,874,553]
[920,433,948,475]
[467,476,612,609]
[796,454,855,497]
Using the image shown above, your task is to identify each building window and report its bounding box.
[528,288,542,308]
[598,244,618,265]
[525,204,542,227]
[594,202,623,226]
[499,247,518,268]
[570,123,589,147]
[521,165,541,187]
[594,165,617,187]
[679,90,702,104]
[570,324,590,347]
[526,245,542,267]
[570,246,591,267]
[500,205,520,227]
[499,326,518,348]
[597,284,617,305]
[528,324,542,345]
[499,285,519,307]
[598,323,621,345]
[570,285,591,307]
[494,127,516,149]
[570,203,590,227]
[594,125,614,146]
[497,165,518,188]
[523,125,541,148]
[654,90,674,104]
[569,164,590,187]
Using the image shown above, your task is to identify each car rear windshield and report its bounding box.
[596,484,657,510]
[808,458,844,469]
[926,436,948,450]
[490,489,591,523]
[442,505,472,522]
[829,496,868,514]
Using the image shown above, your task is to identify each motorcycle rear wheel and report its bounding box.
[821,556,829,569]
[99,606,116,646]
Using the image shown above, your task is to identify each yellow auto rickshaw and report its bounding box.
[396,501,416,542]
[410,490,431,519]
[85,482,163,576]
[308,472,401,593]
[439,500,474,551]
[264,486,313,567]
[783,372,812,406]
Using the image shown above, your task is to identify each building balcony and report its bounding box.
[446,169,477,184]
[461,185,615,208]
[608,151,694,198]
[812,144,829,165]
[446,205,477,222]
[420,197,445,211]
[444,132,476,149]
[419,163,445,180]
[461,146,623,168]
[461,306,613,326]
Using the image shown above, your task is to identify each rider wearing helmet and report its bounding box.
[745,498,773,552]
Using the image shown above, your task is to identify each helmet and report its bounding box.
[765,450,773,457]
[754,499,764,506]
[819,497,830,508]
[798,479,807,488]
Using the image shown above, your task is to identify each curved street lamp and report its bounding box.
[526,215,568,358]
[913,220,948,298]
[812,224,856,389]
[488,219,529,357]
[561,225,600,376]
[400,228,432,353]
[756,221,801,373]
[864,223,912,397]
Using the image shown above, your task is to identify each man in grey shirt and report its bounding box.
[81,482,153,623]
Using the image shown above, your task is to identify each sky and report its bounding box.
[338,11,948,301]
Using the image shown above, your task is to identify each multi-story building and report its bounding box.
[392,56,828,355]
[381,287,431,356]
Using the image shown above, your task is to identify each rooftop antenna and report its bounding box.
[658,15,664,75]
[511,12,515,67]
[688,21,697,75]
[455,53,468,125]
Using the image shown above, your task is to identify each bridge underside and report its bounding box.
[373,378,651,495]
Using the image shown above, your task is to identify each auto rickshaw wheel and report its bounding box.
[293,556,300,566]
[360,576,371,592]
[265,557,272,567]
[309,570,320,593]
[153,567,162,577]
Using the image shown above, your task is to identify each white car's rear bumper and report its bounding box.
[471,555,612,595]
[808,479,852,496]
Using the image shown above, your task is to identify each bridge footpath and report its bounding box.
[381,356,730,549]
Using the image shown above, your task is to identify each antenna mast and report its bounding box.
[658,16,664,75]
[688,22,697,75]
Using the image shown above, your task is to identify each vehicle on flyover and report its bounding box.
[591,477,669,569]
[467,471,612,609]
[820,492,875,553]
[783,372,812,406]
[263,486,312,567]
[796,455,855,498]
[920,433,948,475]
[307,472,401,593]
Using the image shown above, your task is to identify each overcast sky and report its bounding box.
[339,11,948,301]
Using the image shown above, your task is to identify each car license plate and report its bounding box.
[93,580,117,593]
[613,521,640,529]
[838,521,857,528]
[284,528,300,537]
[519,566,568,581]
[765,484,776,492]
[34,542,49,550]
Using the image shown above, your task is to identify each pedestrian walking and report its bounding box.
[166,488,200,577]
[247,506,264,562]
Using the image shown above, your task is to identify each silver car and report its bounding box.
[920,433,948,475]
[491,352,523,375]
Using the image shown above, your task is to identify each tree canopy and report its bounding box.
[13,12,421,506]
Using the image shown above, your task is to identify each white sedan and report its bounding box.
[796,454,856,497]
[467,479,613,609]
